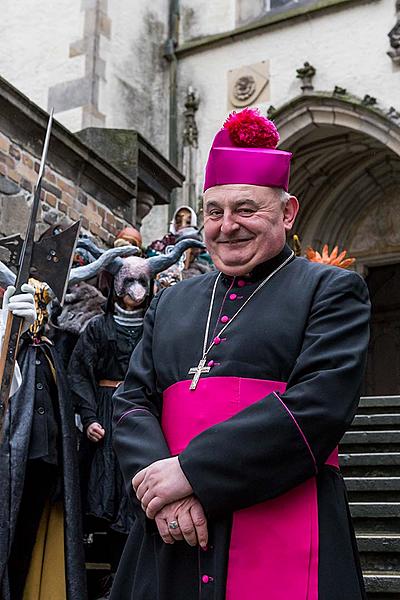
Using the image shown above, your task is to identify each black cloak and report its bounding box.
[0,340,87,600]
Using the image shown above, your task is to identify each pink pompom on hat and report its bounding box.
[203,108,292,192]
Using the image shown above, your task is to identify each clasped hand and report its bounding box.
[133,456,208,548]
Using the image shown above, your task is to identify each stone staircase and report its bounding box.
[340,396,400,599]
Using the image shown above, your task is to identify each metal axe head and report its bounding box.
[30,221,81,304]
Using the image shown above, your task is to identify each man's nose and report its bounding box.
[220,212,240,234]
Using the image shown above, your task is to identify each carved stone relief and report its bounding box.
[227,61,270,109]
[351,192,400,253]
[182,87,199,148]
[388,0,400,64]
[296,62,316,93]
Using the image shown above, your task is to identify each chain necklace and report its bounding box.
[188,250,295,390]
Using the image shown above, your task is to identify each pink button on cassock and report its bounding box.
[213,336,221,345]
[202,575,212,584]
[229,293,237,300]
[237,280,246,288]
[207,360,215,368]
[220,315,229,324]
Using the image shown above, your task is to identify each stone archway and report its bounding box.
[274,93,400,394]
[273,93,400,266]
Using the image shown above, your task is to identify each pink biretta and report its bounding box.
[203,108,292,192]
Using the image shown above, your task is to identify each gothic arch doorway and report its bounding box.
[274,93,400,394]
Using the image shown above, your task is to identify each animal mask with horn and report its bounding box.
[1,238,206,312]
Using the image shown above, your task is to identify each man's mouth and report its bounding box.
[218,238,253,245]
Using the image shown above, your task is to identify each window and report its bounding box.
[237,0,323,26]
[265,0,318,15]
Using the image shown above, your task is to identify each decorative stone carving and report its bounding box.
[227,61,270,109]
[352,193,400,253]
[267,105,277,120]
[233,76,257,102]
[136,192,155,227]
[388,0,400,64]
[388,106,400,120]
[333,86,347,95]
[362,95,377,106]
[182,87,199,148]
[296,62,316,93]
[181,87,199,207]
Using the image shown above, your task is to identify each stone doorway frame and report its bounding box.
[272,92,400,276]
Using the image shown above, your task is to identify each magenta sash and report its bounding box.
[162,377,338,600]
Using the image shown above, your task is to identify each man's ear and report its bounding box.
[283,196,299,231]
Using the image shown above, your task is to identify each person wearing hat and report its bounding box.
[114,226,143,250]
[110,108,370,600]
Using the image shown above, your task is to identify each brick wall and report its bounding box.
[0,130,129,246]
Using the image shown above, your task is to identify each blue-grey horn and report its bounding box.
[69,246,141,284]
[147,239,205,277]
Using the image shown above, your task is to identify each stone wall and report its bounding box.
[0,0,85,132]
[0,130,127,245]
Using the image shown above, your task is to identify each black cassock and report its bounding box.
[111,244,370,600]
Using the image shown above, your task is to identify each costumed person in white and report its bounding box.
[0,284,37,395]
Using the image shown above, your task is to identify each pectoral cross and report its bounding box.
[188,356,210,390]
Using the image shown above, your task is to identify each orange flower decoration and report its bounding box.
[306,244,355,269]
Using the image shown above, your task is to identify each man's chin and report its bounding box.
[213,255,255,276]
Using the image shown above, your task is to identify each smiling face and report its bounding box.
[203,184,299,276]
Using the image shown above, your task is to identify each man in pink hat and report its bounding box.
[111,109,370,600]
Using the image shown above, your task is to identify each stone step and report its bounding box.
[359,396,400,409]
[340,452,400,477]
[350,502,400,519]
[345,477,400,492]
[363,571,400,594]
[342,431,400,445]
[353,414,400,428]
[357,533,400,553]
[358,534,400,574]
[340,453,400,466]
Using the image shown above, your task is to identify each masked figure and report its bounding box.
[67,239,204,596]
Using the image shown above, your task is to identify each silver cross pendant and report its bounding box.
[188,356,210,390]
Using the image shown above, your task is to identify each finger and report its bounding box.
[146,496,166,520]
[132,469,146,492]
[21,283,35,294]
[135,480,151,503]
[7,294,34,305]
[8,309,35,320]
[177,511,197,547]
[190,504,208,549]
[3,286,16,307]
[169,524,184,542]
[140,488,152,510]
[155,517,174,544]
[92,425,104,435]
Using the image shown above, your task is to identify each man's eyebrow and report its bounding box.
[204,200,222,210]
[233,198,258,208]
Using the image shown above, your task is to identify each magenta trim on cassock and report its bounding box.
[116,408,152,426]
[273,391,317,473]
[203,129,292,192]
[162,376,338,600]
